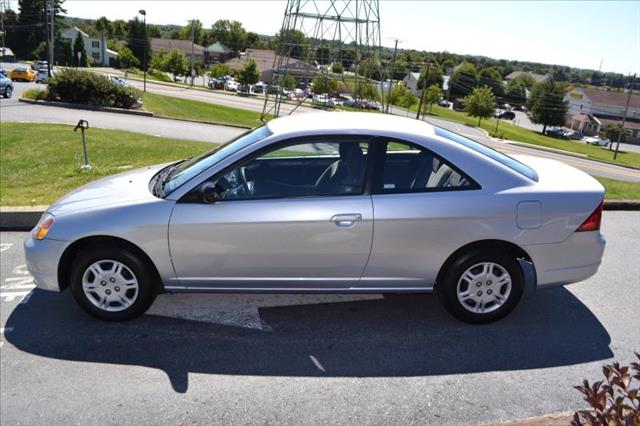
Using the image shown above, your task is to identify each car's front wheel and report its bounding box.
[3,86,11,98]
[437,250,524,324]
[70,245,158,321]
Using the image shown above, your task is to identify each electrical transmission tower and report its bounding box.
[261,0,383,120]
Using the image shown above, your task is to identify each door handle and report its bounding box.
[330,213,362,228]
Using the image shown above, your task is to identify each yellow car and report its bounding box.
[10,66,37,82]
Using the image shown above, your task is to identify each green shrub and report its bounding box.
[46,69,141,109]
[23,88,49,101]
[148,69,173,83]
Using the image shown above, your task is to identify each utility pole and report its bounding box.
[0,0,6,55]
[416,60,431,119]
[190,20,195,87]
[138,9,147,92]
[44,0,50,72]
[613,74,635,160]
[385,38,399,114]
[48,0,54,76]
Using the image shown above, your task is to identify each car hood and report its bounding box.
[47,163,169,216]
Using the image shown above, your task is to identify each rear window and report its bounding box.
[435,127,538,181]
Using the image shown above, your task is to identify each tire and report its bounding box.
[437,250,524,324]
[70,244,158,321]
[4,86,12,98]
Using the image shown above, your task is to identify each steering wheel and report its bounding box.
[238,166,254,196]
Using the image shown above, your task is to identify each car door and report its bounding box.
[360,139,481,290]
[168,137,374,290]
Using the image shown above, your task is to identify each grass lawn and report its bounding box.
[0,123,213,206]
[596,177,640,200]
[421,105,640,168]
[142,92,268,128]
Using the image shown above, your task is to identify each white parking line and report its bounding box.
[0,243,13,253]
[0,291,32,303]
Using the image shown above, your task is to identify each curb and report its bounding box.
[18,98,154,117]
[484,411,572,426]
[150,113,253,129]
[2,201,638,231]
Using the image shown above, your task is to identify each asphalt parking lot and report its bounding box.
[1,212,639,425]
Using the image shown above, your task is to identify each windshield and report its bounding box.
[162,125,272,195]
[434,127,539,181]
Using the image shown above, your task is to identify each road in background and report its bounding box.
[2,64,640,182]
[1,212,639,424]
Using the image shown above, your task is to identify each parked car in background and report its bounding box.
[31,60,48,71]
[224,80,239,91]
[208,78,224,90]
[565,131,584,140]
[0,74,14,98]
[252,81,266,94]
[545,127,567,138]
[584,136,610,147]
[0,68,7,77]
[24,113,606,324]
[497,111,516,120]
[10,66,36,82]
[438,99,450,108]
[107,75,128,87]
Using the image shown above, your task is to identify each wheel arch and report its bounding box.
[58,235,164,292]
[435,239,535,290]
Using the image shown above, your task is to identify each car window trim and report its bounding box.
[371,138,481,195]
[179,134,378,204]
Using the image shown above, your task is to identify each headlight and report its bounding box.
[33,213,55,240]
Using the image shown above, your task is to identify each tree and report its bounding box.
[94,17,111,66]
[478,67,504,97]
[208,63,231,79]
[180,19,205,45]
[505,78,527,104]
[15,0,66,59]
[118,47,140,69]
[238,60,260,87]
[126,17,150,70]
[601,124,628,143]
[331,62,343,74]
[246,32,264,49]
[274,28,307,60]
[353,79,379,101]
[111,19,127,40]
[315,45,331,65]
[418,64,444,90]
[278,75,297,90]
[72,30,87,67]
[422,84,443,114]
[389,83,417,110]
[449,62,477,98]
[312,74,338,95]
[211,19,246,52]
[527,79,568,134]
[513,73,536,90]
[464,86,496,126]
[163,49,189,79]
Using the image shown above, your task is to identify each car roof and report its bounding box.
[266,112,436,137]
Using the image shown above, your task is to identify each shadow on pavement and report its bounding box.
[5,288,612,393]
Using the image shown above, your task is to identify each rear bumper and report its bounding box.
[24,234,68,292]
[525,231,606,288]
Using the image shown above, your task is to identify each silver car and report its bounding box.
[24,113,606,323]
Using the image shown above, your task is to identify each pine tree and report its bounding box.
[72,30,86,66]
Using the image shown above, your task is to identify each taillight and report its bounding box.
[576,201,603,232]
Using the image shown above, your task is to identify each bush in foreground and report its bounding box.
[572,353,640,425]
[46,69,141,109]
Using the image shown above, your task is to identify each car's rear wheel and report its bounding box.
[4,86,12,98]
[437,250,524,324]
[70,245,158,321]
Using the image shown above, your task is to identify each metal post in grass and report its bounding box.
[74,120,92,171]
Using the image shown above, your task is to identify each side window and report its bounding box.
[209,140,369,201]
[380,141,475,193]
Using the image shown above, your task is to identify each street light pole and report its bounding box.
[139,9,147,92]
[385,38,399,114]
[613,74,635,160]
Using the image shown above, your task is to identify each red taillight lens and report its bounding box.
[576,201,603,232]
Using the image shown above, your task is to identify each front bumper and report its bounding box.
[24,233,69,292]
[525,231,606,288]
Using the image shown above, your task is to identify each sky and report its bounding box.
[9,0,640,74]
